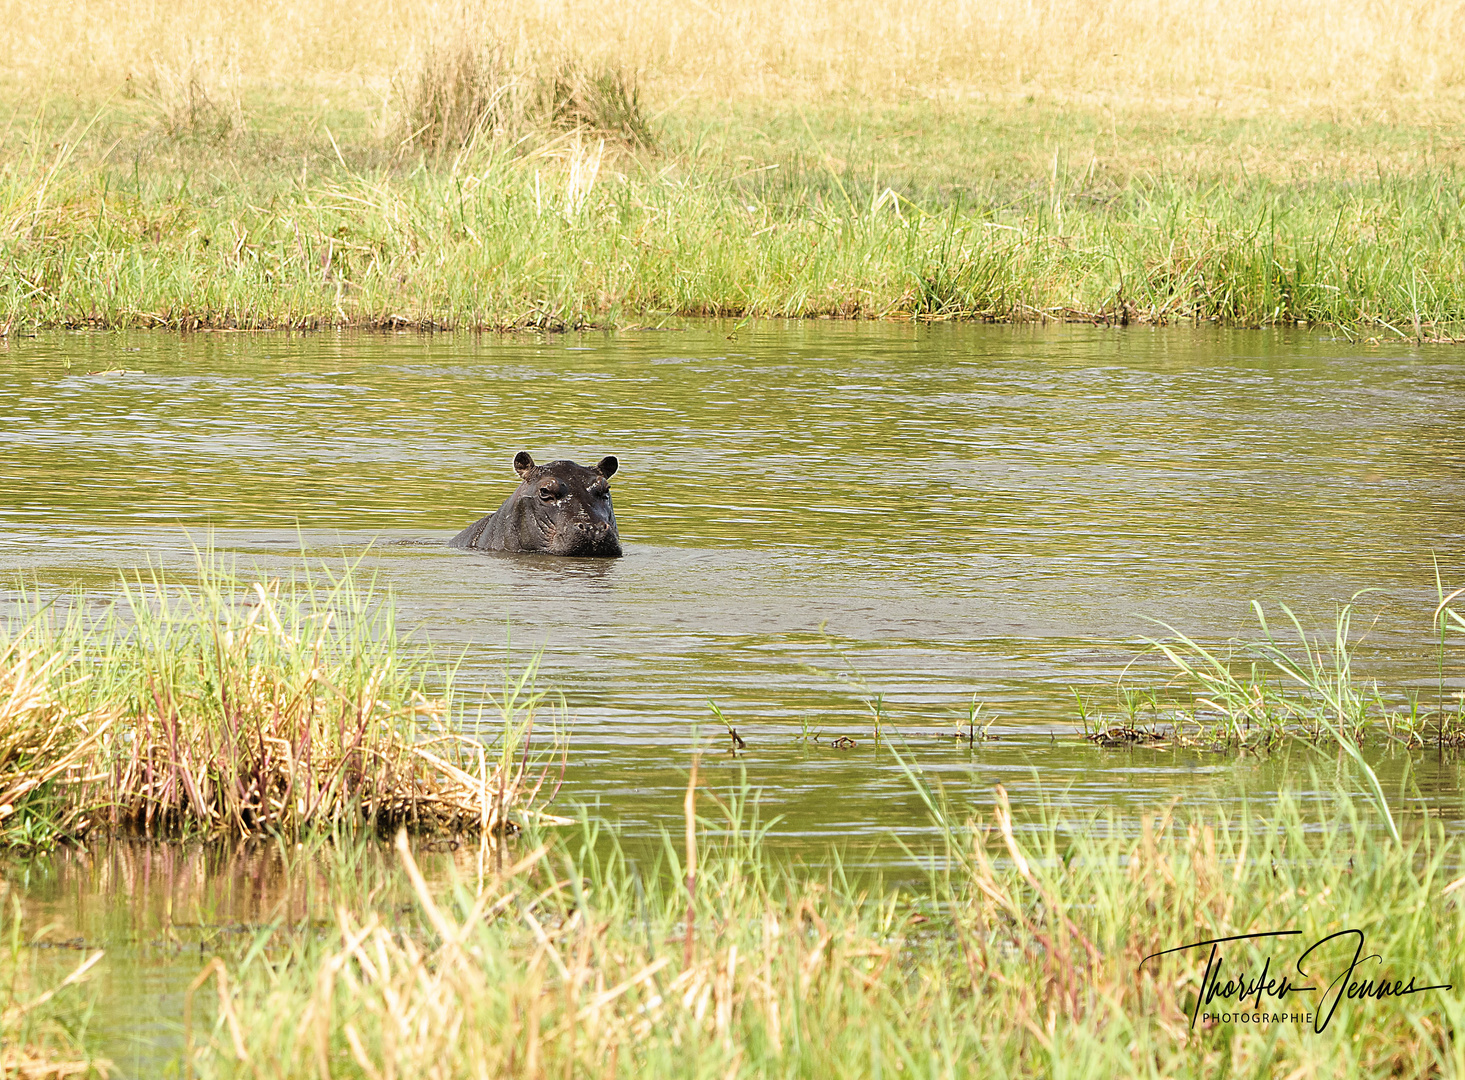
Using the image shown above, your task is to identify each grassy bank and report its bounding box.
[2,1,1465,334]
[6,0,1464,108]
[0,557,561,850]
[10,784,1464,1079]
[6,129,1465,335]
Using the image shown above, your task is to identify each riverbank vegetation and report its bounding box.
[1084,586,1465,754]
[7,784,1464,1078]
[2,0,1465,334]
[0,558,561,851]
[6,566,1465,853]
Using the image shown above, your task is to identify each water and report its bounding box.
[4,322,1465,1068]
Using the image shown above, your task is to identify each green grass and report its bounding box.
[8,772,1464,1078]
[5,568,1465,1074]
[3,97,1465,335]
[146,781,1465,1078]
[1078,583,1465,849]
[1083,586,1465,752]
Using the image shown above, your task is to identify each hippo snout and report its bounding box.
[562,519,622,557]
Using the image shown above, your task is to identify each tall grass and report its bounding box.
[0,555,563,848]
[3,141,1463,333]
[164,781,1465,1079]
[388,41,651,154]
[142,54,244,143]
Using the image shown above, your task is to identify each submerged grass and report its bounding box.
[0,555,563,850]
[1080,583,1465,848]
[1085,586,1465,754]
[1,899,107,1078]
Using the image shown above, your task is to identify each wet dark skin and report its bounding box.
[449,452,622,557]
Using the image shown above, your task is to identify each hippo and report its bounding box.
[449,451,622,557]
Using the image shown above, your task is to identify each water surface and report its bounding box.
[4,322,1464,848]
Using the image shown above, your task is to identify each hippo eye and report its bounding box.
[590,480,609,497]
[538,487,558,501]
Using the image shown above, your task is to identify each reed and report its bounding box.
[0,639,104,848]
[0,555,563,848]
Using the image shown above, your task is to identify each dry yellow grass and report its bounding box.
[2,0,1463,116]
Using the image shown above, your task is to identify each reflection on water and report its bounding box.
[5,322,1465,1073]
[1,837,473,1075]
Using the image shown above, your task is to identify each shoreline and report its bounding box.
[4,96,1464,341]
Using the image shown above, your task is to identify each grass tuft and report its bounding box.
[390,41,525,155]
[543,65,655,150]
[1086,591,1465,755]
[0,555,563,847]
[139,49,244,143]
[1081,587,1465,846]
[388,39,654,155]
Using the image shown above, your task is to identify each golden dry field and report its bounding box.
[6,0,1465,107]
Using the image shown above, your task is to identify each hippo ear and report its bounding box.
[596,456,618,478]
[513,451,536,478]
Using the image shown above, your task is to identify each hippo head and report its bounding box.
[511,451,623,557]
